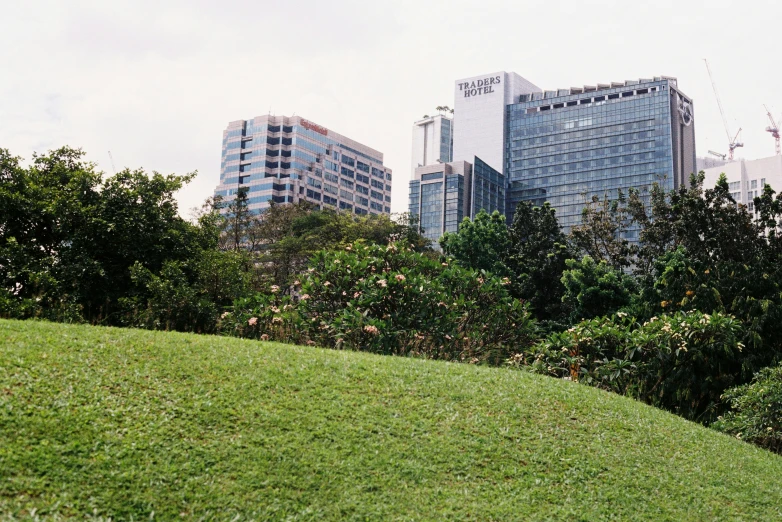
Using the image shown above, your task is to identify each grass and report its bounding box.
[1,319,782,521]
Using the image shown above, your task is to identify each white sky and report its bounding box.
[3,0,781,217]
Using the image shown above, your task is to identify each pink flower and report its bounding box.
[376,279,387,288]
[260,334,269,341]
[270,285,280,294]
[272,316,283,324]
[353,292,361,298]
[363,325,379,335]
[395,274,406,282]
[248,317,258,326]
[323,281,331,287]
[221,311,230,319]
[300,294,310,300]
[270,306,280,313]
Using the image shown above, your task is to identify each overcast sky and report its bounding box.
[3,0,781,217]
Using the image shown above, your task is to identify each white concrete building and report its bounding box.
[452,71,540,174]
[411,114,453,174]
[702,155,782,212]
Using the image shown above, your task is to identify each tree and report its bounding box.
[570,192,634,271]
[440,209,510,277]
[505,202,576,326]
[561,256,636,322]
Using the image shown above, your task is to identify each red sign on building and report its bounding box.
[301,119,328,136]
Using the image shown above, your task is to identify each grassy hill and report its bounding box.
[2,319,782,520]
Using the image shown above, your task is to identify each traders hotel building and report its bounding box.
[214,115,393,215]
[410,71,696,241]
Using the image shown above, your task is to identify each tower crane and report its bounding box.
[108,151,117,173]
[764,105,781,156]
[704,59,743,160]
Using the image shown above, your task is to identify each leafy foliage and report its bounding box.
[520,311,745,421]
[713,362,782,454]
[440,209,510,277]
[561,256,636,322]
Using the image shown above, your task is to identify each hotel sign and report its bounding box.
[301,119,328,136]
[458,76,501,97]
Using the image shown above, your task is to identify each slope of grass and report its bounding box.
[1,319,782,521]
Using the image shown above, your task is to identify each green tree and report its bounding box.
[570,192,634,271]
[440,209,510,277]
[561,256,637,322]
[506,202,576,326]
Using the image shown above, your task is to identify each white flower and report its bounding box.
[270,285,280,294]
[395,274,406,282]
[377,279,387,288]
[248,317,258,326]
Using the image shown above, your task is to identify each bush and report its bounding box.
[713,363,782,454]
[222,288,302,344]
[518,311,744,421]
[296,242,536,363]
[225,242,537,364]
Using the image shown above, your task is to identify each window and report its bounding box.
[341,167,354,178]
[356,161,370,173]
[751,180,758,189]
[339,189,353,201]
[340,178,354,190]
[342,156,355,167]
[421,172,443,181]
[356,173,370,184]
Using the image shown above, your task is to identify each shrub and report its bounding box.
[228,242,538,364]
[518,311,744,421]
[222,288,302,344]
[712,363,782,454]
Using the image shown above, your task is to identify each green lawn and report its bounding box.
[1,319,781,521]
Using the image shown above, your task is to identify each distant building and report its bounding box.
[411,114,453,173]
[452,71,540,174]
[702,155,782,213]
[214,115,392,215]
[505,77,696,237]
[697,156,729,173]
[408,157,504,243]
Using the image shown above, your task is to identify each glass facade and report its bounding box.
[215,116,392,215]
[506,79,681,238]
[419,180,444,241]
[471,156,505,218]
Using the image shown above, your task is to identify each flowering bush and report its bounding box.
[221,287,302,343]
[289,241,537,363]
[516,310,744,421]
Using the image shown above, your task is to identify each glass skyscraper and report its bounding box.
[505,77,696,236]
[408,157,504,242]
[215,115,392,215]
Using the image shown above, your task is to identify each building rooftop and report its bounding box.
[520,76,678,102]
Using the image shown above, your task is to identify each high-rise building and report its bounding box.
[453,71,540,173]
[702,155,782,213]
[505,77,696,237]
[409,71,696,242]
[214,115,392,215]
[411,114,453,172]
[408,156,504,243]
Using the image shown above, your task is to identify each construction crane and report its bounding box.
[764,105,781,155]
[704,59,743,160]
[708,150,727,161]
[108,151,116,173]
